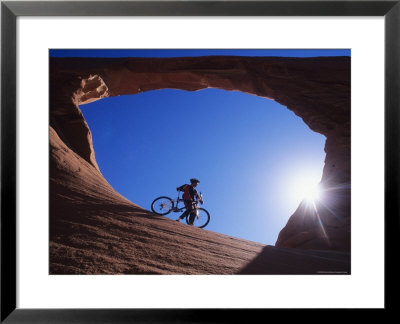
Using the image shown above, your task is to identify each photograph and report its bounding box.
[49,49,351,275]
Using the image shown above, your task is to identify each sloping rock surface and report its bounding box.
[50,126,349,274]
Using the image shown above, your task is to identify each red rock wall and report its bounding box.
[50,56,351,251]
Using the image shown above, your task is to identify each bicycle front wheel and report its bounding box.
[186,208,210,228]
[151,196,174,215]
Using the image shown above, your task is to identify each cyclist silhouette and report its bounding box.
[175,178,202,224]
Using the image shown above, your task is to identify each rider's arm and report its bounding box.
[192,188,200,200]
[193,189,203,204]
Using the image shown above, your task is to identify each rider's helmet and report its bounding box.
[190,178,200,184]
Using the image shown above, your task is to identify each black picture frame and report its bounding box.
[1,0,398,321]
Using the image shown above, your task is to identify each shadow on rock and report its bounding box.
[238,246,350,274]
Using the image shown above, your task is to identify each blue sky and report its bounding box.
[50,49,350,58]
[51,49,350,245]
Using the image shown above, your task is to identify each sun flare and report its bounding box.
[303,184,322,202]
[290,173,323,205]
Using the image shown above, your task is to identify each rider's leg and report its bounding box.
[177,209,190,221]
[186,201,196,225]
[176,200,193,222]
[188,211,196,225]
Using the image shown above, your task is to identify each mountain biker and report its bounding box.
[175,178,202,224]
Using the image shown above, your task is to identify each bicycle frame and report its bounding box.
[171,192,198,213]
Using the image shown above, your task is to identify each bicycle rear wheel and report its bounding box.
[186,208,210,228]
[151,196,174,215]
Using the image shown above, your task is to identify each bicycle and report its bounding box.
[151,192,210,228]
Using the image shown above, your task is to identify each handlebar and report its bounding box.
[199,192,204,204]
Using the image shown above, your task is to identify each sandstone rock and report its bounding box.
[49,56,351,274]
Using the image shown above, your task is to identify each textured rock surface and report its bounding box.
[49,56,350,274]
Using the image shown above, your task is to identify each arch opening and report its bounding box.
[80,88,326,245]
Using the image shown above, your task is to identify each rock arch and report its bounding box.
[50,56,350,251]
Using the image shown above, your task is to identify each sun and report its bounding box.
[290,173,323,205]
[303,184,322,202]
